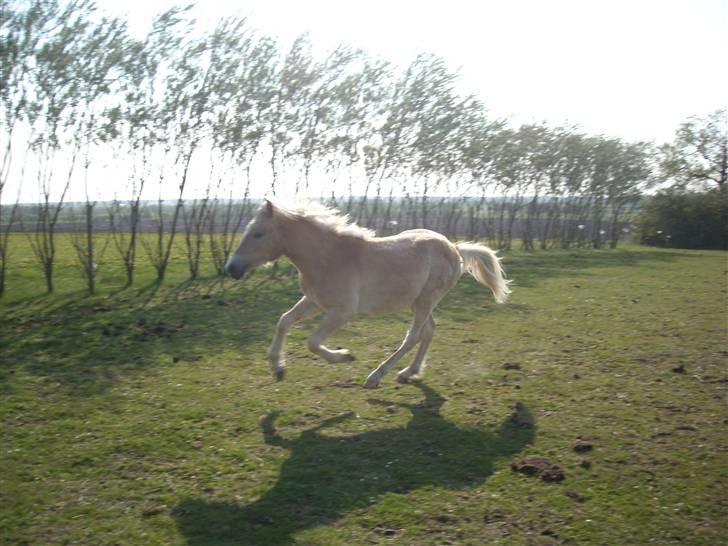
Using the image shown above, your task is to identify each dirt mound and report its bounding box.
[511,456,566,482]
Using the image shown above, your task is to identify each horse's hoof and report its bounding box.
[363,378,380,389]
[331,350,354,363]
[274,368,286,381]
[396,374,410,384]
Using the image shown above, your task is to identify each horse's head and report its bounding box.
[225,199,284,280]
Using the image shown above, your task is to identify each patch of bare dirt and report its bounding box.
[573,438,593,452]
[511,456,566,482]
[565,489,588,502]
[134,318,184,339]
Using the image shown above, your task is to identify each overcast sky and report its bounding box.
[97,0,728,144]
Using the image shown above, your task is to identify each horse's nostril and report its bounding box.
[226,263,246,280]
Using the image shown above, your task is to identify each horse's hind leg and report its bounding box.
[268,296,320,380]
[364,301,433,389]
[396,315,435,383]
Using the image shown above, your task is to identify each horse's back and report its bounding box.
[378,229,460,268]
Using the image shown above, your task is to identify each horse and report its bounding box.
[225,199,511,388]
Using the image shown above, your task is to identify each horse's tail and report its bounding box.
[456,243,512,304]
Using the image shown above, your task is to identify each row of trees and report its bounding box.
[1,1,725,295]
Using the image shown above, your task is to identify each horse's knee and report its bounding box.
[277,313,294,331]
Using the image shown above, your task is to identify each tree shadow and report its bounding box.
[4,248,691,396]
[0,276,300,396]
[173,383,536,545]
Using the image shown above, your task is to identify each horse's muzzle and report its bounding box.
[225,260,247,280]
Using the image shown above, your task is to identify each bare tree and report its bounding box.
[360,55,456,229]
[68,14,127,294]
[206,25,277,275]
[142,10,216,284]
[292,46,362,195]
[0,0,30,296]
[103,7,190,287]
[181,17,258,281]
[182,195,209,280]
[22,0,99,292]
[265,34,317,195]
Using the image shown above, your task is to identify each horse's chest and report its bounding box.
[298,268,357,309]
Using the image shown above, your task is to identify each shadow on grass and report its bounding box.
[173,383,536,546]
[0,275,301,396]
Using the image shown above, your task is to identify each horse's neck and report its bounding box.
[276,214,334,277]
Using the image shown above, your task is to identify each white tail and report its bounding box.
[456,243,512,304]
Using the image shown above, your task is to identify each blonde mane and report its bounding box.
[277,201,375,239]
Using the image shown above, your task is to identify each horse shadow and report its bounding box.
[173,383,536,545]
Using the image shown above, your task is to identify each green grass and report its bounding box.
[1,235,726,545]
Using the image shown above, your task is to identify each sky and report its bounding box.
[5,0,727,203]
[98,0,728,144]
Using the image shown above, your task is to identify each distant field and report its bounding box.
[1,237,726,545]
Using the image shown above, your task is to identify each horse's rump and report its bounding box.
[352,230,460,314]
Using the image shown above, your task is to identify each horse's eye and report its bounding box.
[252,232,264,239]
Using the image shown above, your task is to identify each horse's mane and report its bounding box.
[277,201,375,239]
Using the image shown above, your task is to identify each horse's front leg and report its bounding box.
[268,296,320,380]
[307,309,356,363]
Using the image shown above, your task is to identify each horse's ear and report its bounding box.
[264,198,275,216]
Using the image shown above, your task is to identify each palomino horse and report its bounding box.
[225,200,511,388]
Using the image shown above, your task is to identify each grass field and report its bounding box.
[1,235,726,545]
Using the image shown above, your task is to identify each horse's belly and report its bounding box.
[355,266,431,314]
[357,282,421,314]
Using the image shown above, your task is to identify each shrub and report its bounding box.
[635,188,727,249]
